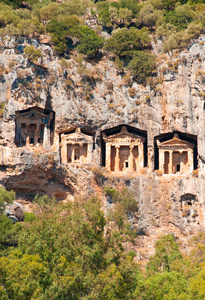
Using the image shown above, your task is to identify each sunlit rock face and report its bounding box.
[0,35,205,235]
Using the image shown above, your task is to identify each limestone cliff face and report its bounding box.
[1,34,205,244]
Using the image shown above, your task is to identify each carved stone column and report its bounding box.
[26,136,30,147]
[179,150,183,173]
[105,143,111,170]
[159,149,164,173]
[43,126,50,149]
[169,150,173,174]
[138,143,144,169]
[87,143,93,164]
[188,149,193,172]
[115,145,120,171]
[79,144,83,163]
[71,145,75,163]
[60,136,66,164]
[35,124,40,145]
[129,145,134,172]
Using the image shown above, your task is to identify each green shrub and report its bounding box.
[23,212,37,223]
[128,51,156,83]
[128,87,136,97]
[104,27,151,59]
[104,187,138,214]
[165,4,193,30]
[0,214,22,250]
[0,187,15,215]
[24,45,43,62]
[69,25,104,59]
[33,194,56,209]
[46,18,68,55]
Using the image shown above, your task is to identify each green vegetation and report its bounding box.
[128,51,156,83]
[33,194,56,209]
[24,45,43,62]
[0,0,205,80]
[0,186,15,215]
[1,192,205,299]
[0,196,137,299]
[104,186,138,214]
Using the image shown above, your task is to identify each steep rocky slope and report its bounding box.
[1,34,205,259]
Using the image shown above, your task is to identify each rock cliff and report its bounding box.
[1,34,205,258]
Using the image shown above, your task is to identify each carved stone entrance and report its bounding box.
[60,128,94,165]
[102,126,145,172]
[15,106,55,148]
[157,134,194,174]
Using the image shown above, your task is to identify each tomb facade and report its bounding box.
[15,106,55,148]
[157,134,195,174]
[60,128,94,165]
[180,193,199,223]
[180,193,197,207]
[102,126,145,172]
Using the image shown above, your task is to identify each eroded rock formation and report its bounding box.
[0,34,205,247]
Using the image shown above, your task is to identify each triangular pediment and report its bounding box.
[16,107,49,118]
[20,111,47,118]
[158,134,194,149]
[62,128,93,142]
[107,132,141,140]
[103,126,144,142]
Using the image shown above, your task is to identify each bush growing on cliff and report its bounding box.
[33,194,56,210]
[128,51,156,83]
[46,19,69,55]
[104,27,151,60]
[24,45,43,62]
[0,187,15,215]
[69,25,104,59]
[104,187,138,214]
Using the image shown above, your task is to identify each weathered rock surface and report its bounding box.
[1,34,205,259]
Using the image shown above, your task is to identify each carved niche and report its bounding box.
[15,106,55,148]
[157,134,195,174]
[102,126,145,172]
[60,128,94,165]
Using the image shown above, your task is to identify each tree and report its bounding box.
[0,187,15,215]
[128,51,156,83]
[0,250,47,300]
[46,19,69,55]
[134,271,187,300]
[146,234,182,275]
[0,197,136,299]
[104,27,151,60]
[165,4,193,30]
[69,25,104,59]
[104,187,138,214]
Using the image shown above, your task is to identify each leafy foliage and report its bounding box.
[0,215,22,251]
[128,51,156,83]
[46,19,69,55]
[0,187,15,215]
[69,25,104,59]
[146,234,182,274]
[23,212,37,223]
[1,193,205,299]
[0,197,139,299]
[33,194,56,210]
[104,187,138,213]
[0,0,204,81]
[24,45,43,62]
[104,27,151,59]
